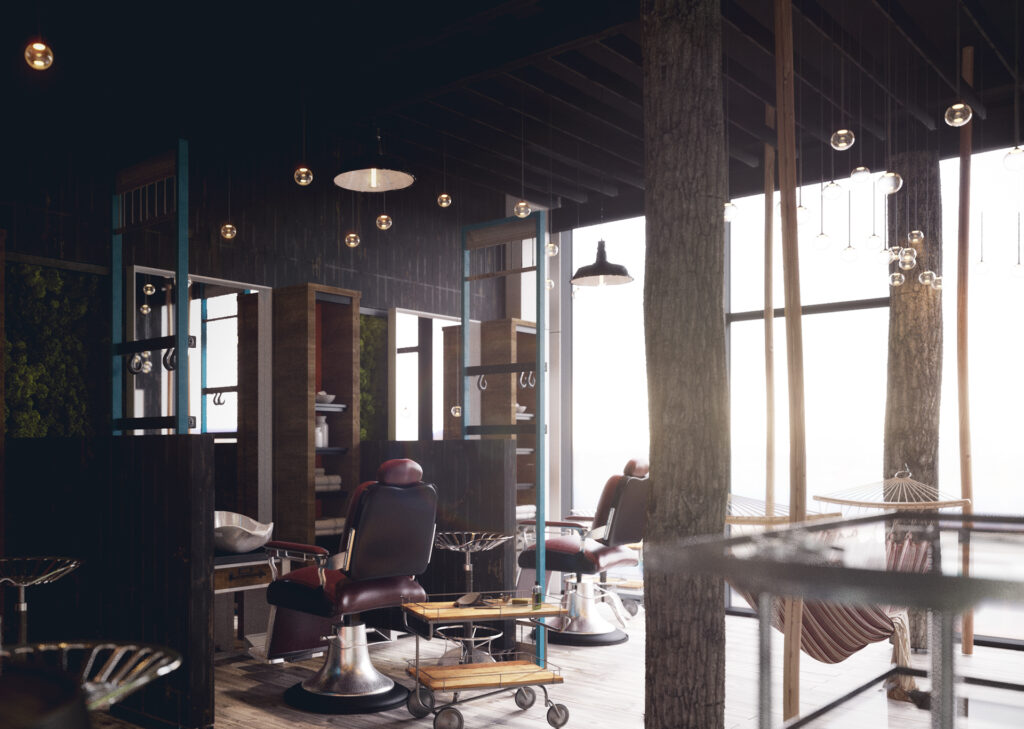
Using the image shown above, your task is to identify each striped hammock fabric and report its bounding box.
[736,532,931,666]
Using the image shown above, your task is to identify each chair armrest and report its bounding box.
[264,541,330,582]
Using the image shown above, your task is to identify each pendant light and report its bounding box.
[571,240,633,286]
[376,191,393,231]
[345,193,360,248]
[437,141,453,208]
[334,130,414,192]
[293,97,313,186]
[944,2,973,128]
[840,191,858,262]
[220,172,237,239]
[1005,3,1024,171]
[513,106,531,218]
[24,40,54,70]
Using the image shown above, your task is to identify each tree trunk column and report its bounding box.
[883,149,944,651]
[642,2,729,728]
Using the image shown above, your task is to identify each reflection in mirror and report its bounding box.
[388,308,459,440]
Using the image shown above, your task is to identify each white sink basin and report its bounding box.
[214,511,274,553]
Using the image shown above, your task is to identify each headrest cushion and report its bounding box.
[377,458,423,485]
[623,458,650,478]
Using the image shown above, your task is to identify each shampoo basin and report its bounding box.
[214,511,274,553]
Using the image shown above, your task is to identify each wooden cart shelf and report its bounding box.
[404,600,566,624]
[407,659,563,692]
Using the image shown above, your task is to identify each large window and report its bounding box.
[728,181,890,508]
[571,218,649,514]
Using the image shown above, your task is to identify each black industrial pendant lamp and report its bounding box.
[334,129,415,192]
[571,240,633,286]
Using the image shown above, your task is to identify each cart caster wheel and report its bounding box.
[546,703,569,728]
[407,686,434,718]
[623,599,640,616]
[434,707,464,729]
[514,686,536,709]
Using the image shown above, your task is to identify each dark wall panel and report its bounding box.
[3,435,214,729]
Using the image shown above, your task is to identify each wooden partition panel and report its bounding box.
[3,435,215,729]
[360,439,516,597]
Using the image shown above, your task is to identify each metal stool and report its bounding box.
[0,556,81,644]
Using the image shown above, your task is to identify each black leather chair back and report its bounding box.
[604,473,649,547]
[342,459,437,581]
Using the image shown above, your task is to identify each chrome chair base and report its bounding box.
[547,580,629,646]
[284,623,407,714]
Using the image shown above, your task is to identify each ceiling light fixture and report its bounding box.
[220,173,237,240]
[293,99,313,186]
[334,130,414,192]
[570,240,633,287]
[24,40,53,70]
[513,104,531,218]
[1005,3,1024,171]
[437,142,453,208]
[944,2,973,127]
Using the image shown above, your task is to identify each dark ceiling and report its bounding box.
[4,1,1023,230]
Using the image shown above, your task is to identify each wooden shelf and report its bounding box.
[272,283,361,544]
[406,659,563,692]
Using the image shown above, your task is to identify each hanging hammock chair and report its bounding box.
[725,490,941,697]
[813,468,971,515]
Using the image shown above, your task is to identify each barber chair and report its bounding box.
[261,459,437,713]
[518,459,649,646]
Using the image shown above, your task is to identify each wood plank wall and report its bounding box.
[360,440,516,597]
[3,435,215,729]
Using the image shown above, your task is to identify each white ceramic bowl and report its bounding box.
[315,392,336,404]
[515,404,527,413]
[214,511,274,553]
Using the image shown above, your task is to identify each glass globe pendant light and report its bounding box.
[839,192,858,262]
[294,167,313,186]
[376,213,393,231]
[546,240,559,257]
[1006,147,1024,172]
[931,275,944,290]
[898,246,918,270]
[944,7,973,128]
[723,201,739,222]
[850,165,872,184]
[450,405,462,418]
[220,173,237,240]
[822,180,843,201]
[813,181,830,250]
[944,103,973,128]
[907,230,925,245]
[878,171,903,194]
[513,107,531,219]
[918,269,937,286]
[830,129,855,151]
[889,271,906,287]
[514,200,532,218]
[25,40,54,70]
[1006,7,1024,171]
[437,144,453,207]
[345,232,360,248]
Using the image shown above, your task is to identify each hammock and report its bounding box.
[726,495,932,695]
[813,469,971,515]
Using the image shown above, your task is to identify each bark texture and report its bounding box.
[884,149,944,649]
[642,2,728,728]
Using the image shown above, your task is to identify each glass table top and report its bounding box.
[662,512,1024,612]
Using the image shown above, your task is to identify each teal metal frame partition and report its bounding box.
[459,211,549,663]
[111,139,192,434]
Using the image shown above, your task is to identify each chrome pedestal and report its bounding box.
[284,623,407,714]
[547,580,628,646]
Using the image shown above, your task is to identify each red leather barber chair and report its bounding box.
[518,459,649,646]
[261,459,437,713]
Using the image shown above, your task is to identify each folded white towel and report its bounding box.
[314,475,342,485]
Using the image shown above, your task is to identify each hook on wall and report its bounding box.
[477,374,488,391]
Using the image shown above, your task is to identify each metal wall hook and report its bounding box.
[477,374,488,391]
[527,371,536,388]
[212,392,225,406]
[519,372,527,389]
[127,353,143,375]
[162,347,177,371]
